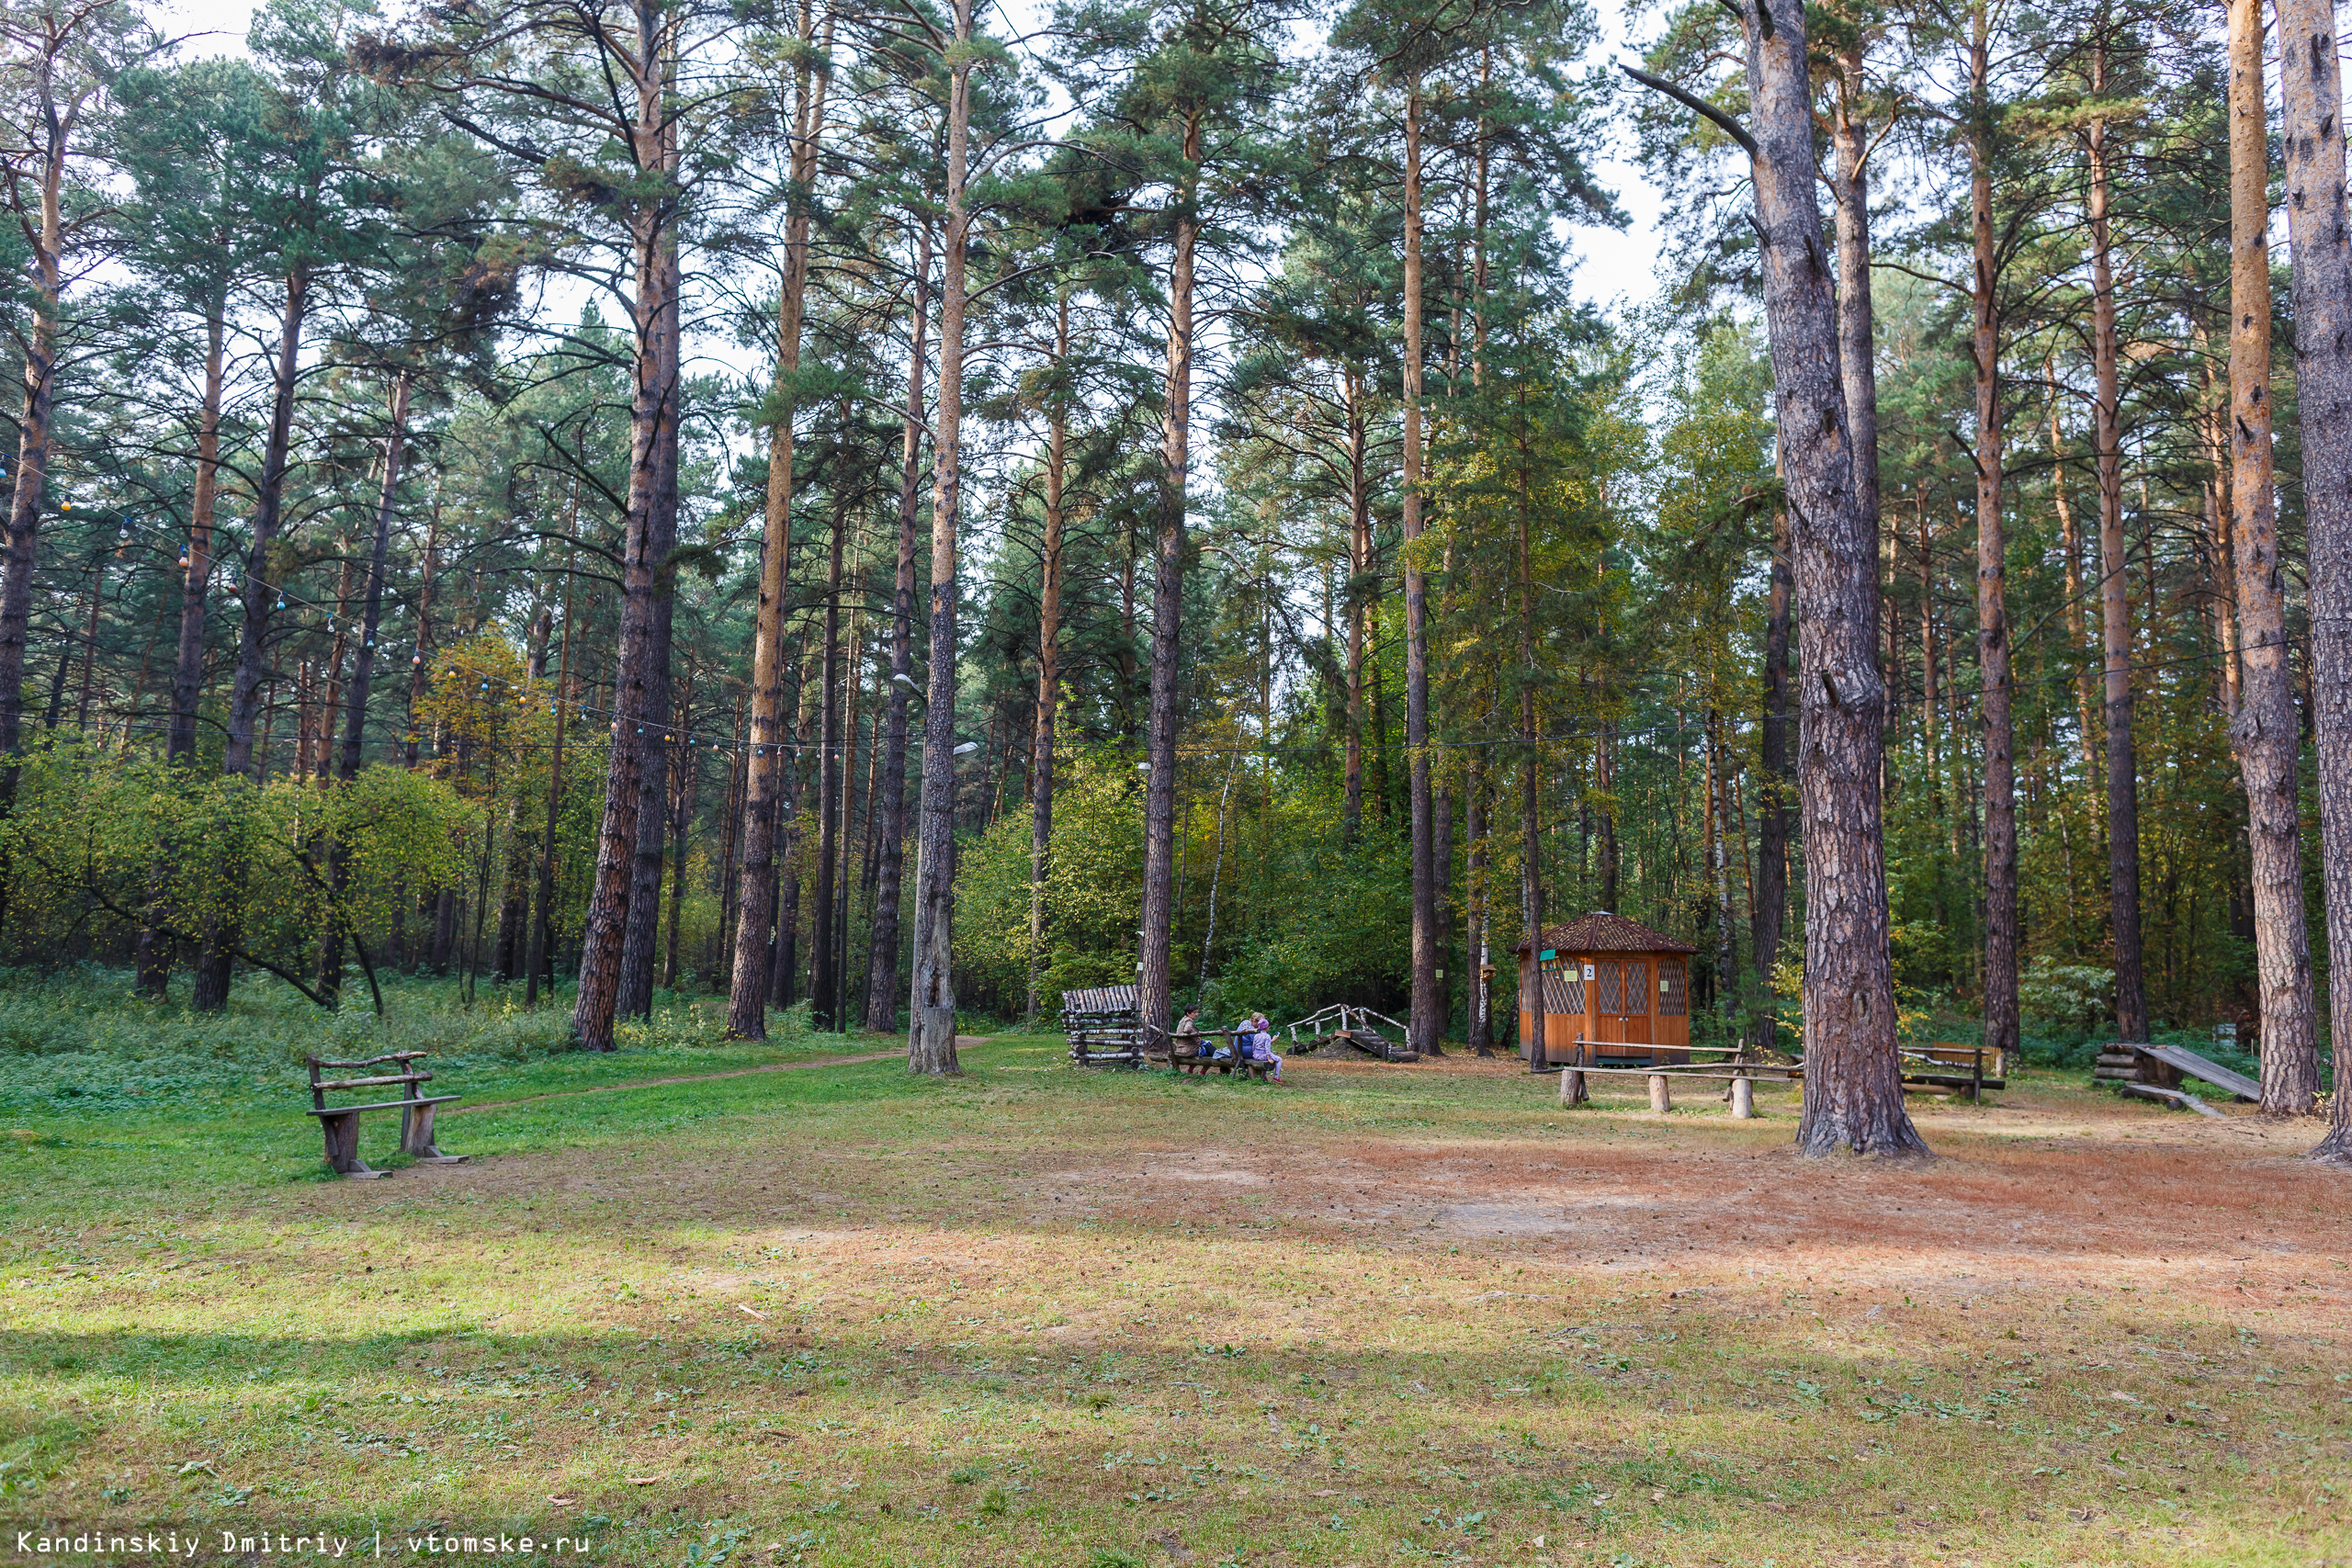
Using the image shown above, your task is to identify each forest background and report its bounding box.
[0,0,2304,1087]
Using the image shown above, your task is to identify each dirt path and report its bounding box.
[443,1050,903,1116]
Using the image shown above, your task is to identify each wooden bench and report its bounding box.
[1552,1043,1788,1116]
[1898,1043,2006,1101]
[1168,1035,1274,1080]
[306,1051,464,1179]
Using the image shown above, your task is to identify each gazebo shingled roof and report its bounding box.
[1511,911,1697,956]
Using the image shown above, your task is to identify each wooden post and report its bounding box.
[1731,1074,1756,1119]
[1648,1074,1672,1114]
[1561,1042,1588,1105]
[1972,1047,1983,1105]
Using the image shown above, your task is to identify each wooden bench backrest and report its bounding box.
[308,1051,435,1111]
[1913,1042,2006,1076]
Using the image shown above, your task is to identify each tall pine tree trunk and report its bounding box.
[318,367,412,1005]
[664,725,695,989]
[1750,495,1793,1055]
[616,46,689,1027]
[727,9,828,1037]
[811,444,849,1028]
[2227,0,2322,1114]
[2046,358,2099,776]
[1519,448,1545,1070]
[196,261,311,1013]
[2277,0,2352,1161]
[1400,80,1439,1057]
[773,649,813,1007]
[1025,292,1069,1024]
[526,540,576,1007]
[1136,106,1202,1058]
[1969,11,2019,1068]
[0,66,67,807]
[2088,24,2149,1043]
[908,17,975,1076]
[1343,378,1368,841]
[865,222,929,1032]
[1638,0,1924,1154]
[134,302,228,997]
[571,15,680,1051]
[1467,737,1493,1054]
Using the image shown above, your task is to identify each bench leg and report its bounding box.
[400,1101,467,1163]
[319,1111,386,1179]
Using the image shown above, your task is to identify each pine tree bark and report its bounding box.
[1136,105,1202,1055]
[1596,724,1619,912]
[0,38,70,793]
[2277,0,2352,1160]
[1640,0,1925,1153]
[1024,291,1069,1025]
[835,592,865,1014]
[773,648,813,1007]
[664,731,695,989]
[616,35,690,1026]
[1750,498,1793,1055]
[1968,10,2019,1069]
[1519,444,1545,1070]
[1343,375,1369,841]
[318,367,412,1005]
[727,11,828,1037]
[403,502,442,772]
[166,309,226,769]
[865,222,929,1032]
[195,261,311,1013]
[526,538,576,1007]
[2088,27,2149,1043]
[908,14,975,1076]
[811,443,849,1028]
[134,302,229,997]
[615,393,679,1022]
[571,12,681,1051]
[1399,79,1439,1057]
[1709,710,1736,1026]
[1830,37,1879,558]
[1467,739,1493,1054]
[2046,358,2099,776]
[2230,0,2319,1114]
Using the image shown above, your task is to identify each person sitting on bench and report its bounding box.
[1172,1006,1209,1060]
[1242,1011,1282,1080]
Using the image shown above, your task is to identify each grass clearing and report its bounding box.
[1,1012,2346,1566]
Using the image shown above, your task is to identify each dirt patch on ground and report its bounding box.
[21,1036,2349,1563]
[385,1047,2352,1331]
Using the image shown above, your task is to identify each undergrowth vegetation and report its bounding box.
[0,967,820,1117]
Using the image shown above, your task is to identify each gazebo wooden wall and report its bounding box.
[1514,912,1698,1066]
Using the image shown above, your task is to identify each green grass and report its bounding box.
[1,990,2346,1566]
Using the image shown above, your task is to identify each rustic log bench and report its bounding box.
[306,1051,465,1179]
[1168,1035,1273,1080]
[1897,1043,2007,1101]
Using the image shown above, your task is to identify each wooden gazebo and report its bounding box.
[1514,912,1698,1066]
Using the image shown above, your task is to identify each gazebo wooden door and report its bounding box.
[1617,960,1652,1044]
[1592,959,1651,1045]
